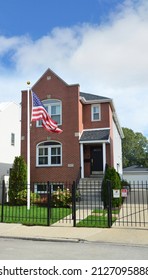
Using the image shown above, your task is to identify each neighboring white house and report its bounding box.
[0,102,21,180]
[112,113,123,175]
[123,165,148,184]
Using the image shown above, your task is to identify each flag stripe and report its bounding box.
[31,92,63,133]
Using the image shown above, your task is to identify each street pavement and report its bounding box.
[0,222,148,246]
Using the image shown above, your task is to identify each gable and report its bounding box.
[32,68,68,89]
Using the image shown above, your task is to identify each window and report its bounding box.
[91,104,101,121]
[34,183,47,194]
[37,141,62,166]
[34,183,64,194]
[37,99,62,127]
[11,133,15,146]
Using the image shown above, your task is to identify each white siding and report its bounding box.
[113,119,123,175]
[0,102,20,177]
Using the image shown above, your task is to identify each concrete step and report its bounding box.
[78,178,103,189]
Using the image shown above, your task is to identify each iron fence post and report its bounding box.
[72,181,76,227]
[1,180,5,223]
[107,180,112,228]
[47,181,51,226]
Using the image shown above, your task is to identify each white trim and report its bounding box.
[80,96,112,105]
[80,143,84,178]
[103,143,106,172]
[82,127,110,132]
[79,139,110,144]
[36,141,62,167]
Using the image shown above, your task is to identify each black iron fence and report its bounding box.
[0,181,74,226]
[0,180,112,227]
[113,181,148,227]
[0,179,147,227]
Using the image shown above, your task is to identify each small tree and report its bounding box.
[101,165,122,208]
[9,156,27,205]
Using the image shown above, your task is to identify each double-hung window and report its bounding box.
[37,99,62,127]
[37,141,62,166]
[91,104,101,121]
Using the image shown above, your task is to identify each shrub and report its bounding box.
[9,156,27,205]
[121,179,131,193]
[13,190,40,206]
[34,187,80,207]
[121,179,131,187]
[51,187,72,208]
[102,165,122,208]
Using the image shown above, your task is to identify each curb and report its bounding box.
[0,235,82,243]
[0,235,148,248]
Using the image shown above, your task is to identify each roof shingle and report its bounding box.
[80,92,109,101]
[80,129,110,142]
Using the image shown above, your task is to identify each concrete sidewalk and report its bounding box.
[0,222,148,246]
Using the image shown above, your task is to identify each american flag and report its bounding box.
[31,92,63,134]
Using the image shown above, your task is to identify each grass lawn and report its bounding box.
[0,205,119,227]
[76,208,119,228]
[0,205,72,226]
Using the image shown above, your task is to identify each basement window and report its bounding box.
[34,183,64,193]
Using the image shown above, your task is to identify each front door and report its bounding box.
[91,146,103,173]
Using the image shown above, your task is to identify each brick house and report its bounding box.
[21,68,123,190]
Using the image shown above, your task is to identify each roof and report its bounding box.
[80,92,110,102]
[123,165,148,172]
[0,102,20,112]
[31,68,69,89]
[80,129,110,142]
[0,102,12,112]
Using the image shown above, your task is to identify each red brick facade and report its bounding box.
[21,68,123,185]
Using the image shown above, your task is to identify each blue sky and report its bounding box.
[0,0,148,137]
[0,0,124,39]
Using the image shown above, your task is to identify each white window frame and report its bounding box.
[34,183,47,194]
[91,104,101,121]
[37,99,62,127]
[36,141,62,167]
[34,183,64,194]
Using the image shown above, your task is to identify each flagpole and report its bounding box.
[27,81,31,210]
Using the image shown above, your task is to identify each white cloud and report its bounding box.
[0,0,148,136]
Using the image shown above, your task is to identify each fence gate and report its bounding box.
[71,179,112,228]
[113,182,148,228]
